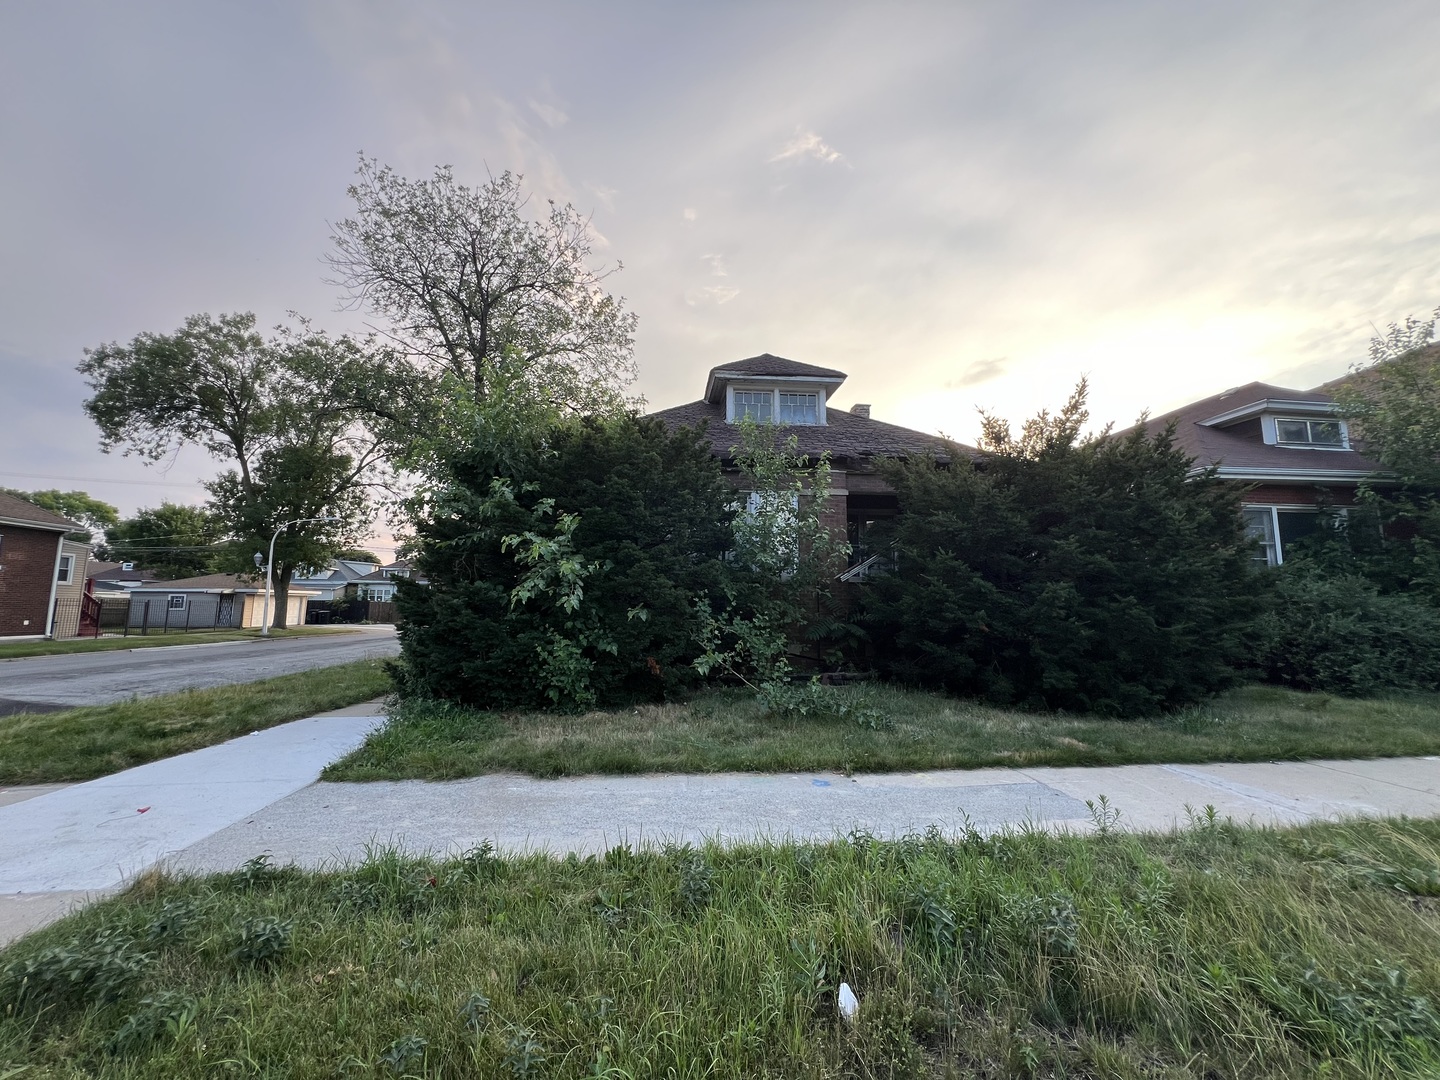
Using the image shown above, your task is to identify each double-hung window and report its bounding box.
[56,555,74,584]
[1274,418,1345,448]
[777,392,818,424]
[168,594,187,610]
[733,390,773,422]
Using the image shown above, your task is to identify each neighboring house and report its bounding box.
[87,561,171,595]
[50,538,94,638]
[290,558,380,601]
[1136,381,1387,566]
[649,354,969,567]
[351,561,426,602]
[0,491,86,638]
[126,573,318,630]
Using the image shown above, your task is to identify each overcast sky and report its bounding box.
[3,1,1438,550]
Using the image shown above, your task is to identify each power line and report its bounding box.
[0,469,204,489]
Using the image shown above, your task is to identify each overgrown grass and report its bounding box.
[326,682,1440,781]
[5,818,1440,1077]
[0,626,355,661]
[0,660,391,785]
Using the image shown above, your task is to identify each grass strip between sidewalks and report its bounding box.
[326,682,1440,781]
[0,626,357,661]
[0,660,391,785]
[4,818,1440,1077]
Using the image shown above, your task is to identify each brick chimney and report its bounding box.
[850,404,871,419]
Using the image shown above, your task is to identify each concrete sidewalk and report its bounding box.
[4,699,1439,945]
[0,701,385,944]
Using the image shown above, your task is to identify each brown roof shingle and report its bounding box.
[0,491,83,532]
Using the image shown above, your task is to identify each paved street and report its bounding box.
[0,626,399,711]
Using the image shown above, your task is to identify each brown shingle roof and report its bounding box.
[1134,381,1383,478]
[130,572,264,591]
[649,399,972,465]
[0,492,83,532]
[709,354,848,380]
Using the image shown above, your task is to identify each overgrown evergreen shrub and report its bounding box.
[393,415,735,710]
[1251,568,1440,695]
[862,390,1260,716]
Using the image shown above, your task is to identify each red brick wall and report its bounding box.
[1239,483,1359,507]
[0,525,61,636]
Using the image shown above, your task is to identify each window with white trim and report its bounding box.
[1242,508,1278,567]
[733,390,773,422]
[1274,417,1346,448]
[1242,506,1341,566]
[56,554,74,584]
[777,392,819,424]
[168,594,187,610]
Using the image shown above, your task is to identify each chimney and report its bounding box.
[850,404,871,419]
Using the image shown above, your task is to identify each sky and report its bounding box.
[2,1,1438,553]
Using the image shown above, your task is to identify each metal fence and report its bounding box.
[50,595,133,639]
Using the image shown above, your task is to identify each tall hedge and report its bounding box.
[393,415,736,709]
[862,424,1261,716]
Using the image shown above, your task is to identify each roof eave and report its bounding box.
[703,371,847,405]
[1198,398,1338,428]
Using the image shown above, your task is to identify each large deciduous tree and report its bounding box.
[104,503,226,579]
[327,158,639,462]
[79,312,386,627]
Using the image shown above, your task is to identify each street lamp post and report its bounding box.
[258,516,340,637]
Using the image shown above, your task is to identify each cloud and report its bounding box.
[682,207,697,221]
[685,284,740,306]
[944,357,1009,389]
[769,128,844,165]
[528,98,568,128]
[587,183,618,212]
[700,252,728,277]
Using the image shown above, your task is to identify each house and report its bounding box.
[125,573,318,630]
[649,354,968,565]
[87,561,171,595]
[351,560,425,602]
[1136,381,1386,566]
[290,558,380,601]
[0,491,87,638]
[50,538,94,637]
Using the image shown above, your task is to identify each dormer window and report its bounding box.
[1274,418,1346,448]
[777,392,819,424]
[734,390,773,422]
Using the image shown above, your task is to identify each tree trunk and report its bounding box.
[271,562,292,630]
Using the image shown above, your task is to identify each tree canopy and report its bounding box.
[103,503,226,580]
[327,159,638,460]
[79,312,385,625]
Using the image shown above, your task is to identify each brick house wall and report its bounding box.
[0,524,63,636]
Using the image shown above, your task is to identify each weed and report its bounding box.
[459,991,490,1031]
[1,927,152,1015]
[228,916,292,967]
[227,854,294,892]
[379,1033,427,1074]
[502,1026,545,1077]
[107,989,198,1056]
[1086,794,1122,837]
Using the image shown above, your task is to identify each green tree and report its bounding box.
[395,415,735,710]
[327,159,638,467]
[104,503,226,579]
[333,548,381,565]
[79,313,385,627]
[862,383,1259,716]
[1,489,118,544]
[1330,305,1440,595]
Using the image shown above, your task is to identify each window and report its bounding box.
[777,392,819,425]
[1275,417,1345,448]
[121,562,134,571]
[1243,507,1278,567]
[56,555,74,584]
[168,594,187,610]
[734,390,773,422]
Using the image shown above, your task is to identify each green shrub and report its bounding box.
[1,927,153,1015]
[1252,569,1440,694]
[394,415,736,710]
[863,386,1260,716]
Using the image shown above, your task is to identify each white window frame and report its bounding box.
[168,593,187,610]
[726,385,828,426]
[1264,415,1350,450]
[777,391,819,425]
[1242,504,1348,566]
[56,554,74,584]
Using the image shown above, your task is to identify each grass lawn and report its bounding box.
[0,660,391,785]
[326,682,1440,782]
[0,625,357,661]
[4,818,1440,1077]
